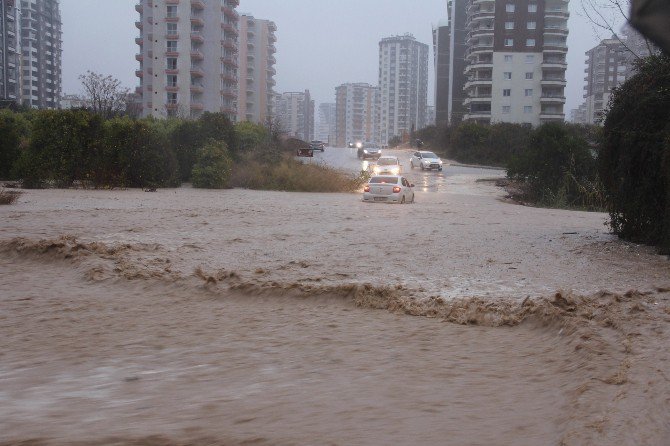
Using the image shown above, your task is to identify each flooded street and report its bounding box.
[1,147,669,445]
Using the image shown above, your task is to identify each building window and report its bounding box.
[167,75,177,87]
[504,38,514,47]
[167,40,178,52]
[525,89,533,96]
[524,106,533,113]
[525,55,534,63]
[525,72,533,79]
[505,22,514,30]
[504,72,512,80]
[167,5,177,18]
[527,21,536,29]
[502,106,511,114]
[167,23,178,36]
[526,39,536,47]
[504,55,513,62]
[167,57,177,70]
[528,4,537,12]
[167,92,177,104]
[506,4,515,12]
[503,89,511,96]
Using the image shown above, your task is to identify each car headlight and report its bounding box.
[363,150,368,153]
[356,143,363,148]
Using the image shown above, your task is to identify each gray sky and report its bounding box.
[61,0,624,115]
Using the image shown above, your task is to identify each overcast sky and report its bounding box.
[61,0,625,115]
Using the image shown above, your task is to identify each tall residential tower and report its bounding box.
[135,0,240,119]
[19,0,62,109]
[462,0,568,125]
[0,0,20,104]
[335,82,379,147]
[236,14,276,124]
[378,34,429,145]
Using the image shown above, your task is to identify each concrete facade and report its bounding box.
[236,14,276,124]
[135,0,240,120]
[316,102,336,145]
[19,0,62,109]
[0,0,20,104]
[462,0,568,126]
[276,90,314,142]
[335,82,379,147]
[378,34,429,145]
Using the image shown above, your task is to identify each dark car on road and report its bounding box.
[310,140,325,152]
[357,143,382,160]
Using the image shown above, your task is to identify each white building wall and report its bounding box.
[490,52,542,125]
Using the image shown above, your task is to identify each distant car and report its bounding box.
[363,175,415,204]
[310,140,325,151]
[371,156,402,176]
[357,143,382,160]
[410,151,443,171]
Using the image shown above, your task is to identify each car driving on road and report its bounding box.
[371,156,402,175]
[310,140,325,152]
[357,143,382,160]
[410,151,443,171]
[363,175,415,204]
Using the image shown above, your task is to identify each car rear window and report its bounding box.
[369,176,399,184]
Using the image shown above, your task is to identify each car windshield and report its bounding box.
[369,176,399,184]
[377,158,398,165]
[364,144,379,149]
[422,152,438,158]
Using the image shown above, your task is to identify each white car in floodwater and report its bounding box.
[410,151,444,171]
[363,175,415,204]
[371,156,402,176]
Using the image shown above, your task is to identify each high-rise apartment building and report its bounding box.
[236,14,276,124]
[1,0,20,104]
[378,34,429,145]
[433,0,468,126]
[276,90,314,141]
[335,83,379,147]
[579,28,656,125]
[461,0,568,125]
[19,0,62,109]
[317,102,336,145]
[135,0,240,120]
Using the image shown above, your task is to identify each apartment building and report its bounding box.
[19,0,61,109]
[579,28,655,125]
[236,14,276,124]
[433,0,468,126]
[135,0,240,120]
[378,34,429,145]
[1,0,19,105]
[335,83,379,147]
[461,0,568,126]
[275,90,314,141]
[316,102,336,145]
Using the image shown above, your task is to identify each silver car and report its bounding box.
[363,175,415,204]
[371,156,402,176]
[410,151,444,171]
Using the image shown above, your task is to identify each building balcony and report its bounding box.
[464,61,493,73]
[190,85,204,93]
[267,78,276,86]
[166,0,179,4]
[464,78,493,89]
[541,78,567,86]
[469,9,495,21]
[544,27,569,36]
[135,21,143,29]
[222,6,239,20]
[190,17,204,26]
[222,23,239,36]
[468,27,494,40]
[539,112,565,120]
[165,51,179,57]
[267,66,276,75]
[190,50,204,60]
[191,0,204,9]
[191,32,204,43]
[221,90,237,99]
[269,44,277,53]
[543,44,568,53]
[190,102,204,110]
[135,4,143,13]
[190,67,204,77]
[221,106,236,115]
[135,86,143,95]
[166,86,179,92]
[166,16,179,23]
[268,55,276,65]
[463,112,492,121]
[269,33,277,43]
[136,53,143,61]
[221,73,237,84]
[221,56,238,68]
[540,95,566,103]
[222,38,236,50]
[166,33,179,39]
[463,96,492,105]
[135,70,144,78]
[545,9,570,19]
[542,59,567,68]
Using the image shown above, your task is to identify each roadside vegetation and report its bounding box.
[0,109,363,193]
[0,189,21,205]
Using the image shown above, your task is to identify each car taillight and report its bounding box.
[364,185,370,192]
[393,186,401,193]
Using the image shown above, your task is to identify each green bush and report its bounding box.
[508,123,602,210]
[191,140,233,189]
[0,110,29,180]
[600,54,670,252]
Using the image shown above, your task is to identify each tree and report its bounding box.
[0,110,29,180]
[79,71,131,119]
[600,54,670,252]
[191,140,233,189]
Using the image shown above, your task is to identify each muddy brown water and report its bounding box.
[1,173,669,445]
